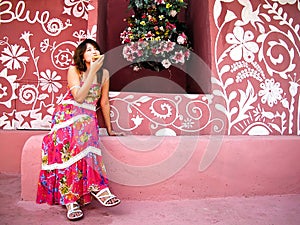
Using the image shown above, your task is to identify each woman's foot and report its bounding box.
[91,187,121,207]
[66,202,84,221]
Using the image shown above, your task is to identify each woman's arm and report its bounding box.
[100,69,124,136]
[68,56,104,103]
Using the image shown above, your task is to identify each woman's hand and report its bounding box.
[108,130,125,136]
[90,55,105,75]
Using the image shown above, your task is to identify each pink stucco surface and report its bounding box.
[0,130,47,173]
[2,173,300,225]
[20,134,300,201]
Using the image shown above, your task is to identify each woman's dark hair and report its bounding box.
[73,39,102,72]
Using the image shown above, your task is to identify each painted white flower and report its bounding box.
[40,69,62,93]
[0,44,29,70]
[20,31,32,47]
[63,0,94,20]
[40,39,50,53]
[182,118,194,128]
[0,83,8,98]
[258,78,283,107]
[131,115,144,126]
[86,25,97,40]
[226,26,259,62]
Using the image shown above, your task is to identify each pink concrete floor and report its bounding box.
[1,173,300,225]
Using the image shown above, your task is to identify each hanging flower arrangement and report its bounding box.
[120,0,192,72]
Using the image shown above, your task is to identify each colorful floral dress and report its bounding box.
[36,82,108,206]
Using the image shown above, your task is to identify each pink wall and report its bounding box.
[0,0,299,136]
[0,130,46,173]
[21,134,300,200]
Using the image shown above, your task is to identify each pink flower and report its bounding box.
[169,10,177,17]
[163,41,175,52]
[120,30,132,44]
[166,22,176,31]
[145,31,154,40]
[122,45,136,62]
[162,59,171,68]
[184,50,190,59]
[154,0,165,4]
[177,33,187,45]
[172,51,185,64]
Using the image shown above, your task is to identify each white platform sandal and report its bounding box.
[66,202,84,221]
[91,187,121,207]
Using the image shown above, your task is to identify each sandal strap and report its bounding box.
[66,202,83,219]
[94,188,115,199]
[66,202,80,211]
[91,187,121,207]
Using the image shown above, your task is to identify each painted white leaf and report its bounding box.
[260,13,271,22]
[287,63,296,73]
[211,77,222,86]
[269,25,280,32]
[136,96,152,103]
[87,3,95,10]
[278,7,283,16]
[257,33,267,43]
[123,95,134,100]
[257,23,265,33]
[230,106,238,116]
[266,65,274,76]
[228,91,237,102]
[213,90,225,98]
[289,48,295,60]
[278,72,288,79]
[269,123,281,133]
[215,103,227,114]
[127,105,133,114]
[38,94,49,100]
[220,65,230,76]
[287,30,299,43]
[213,0,222,28]
[282,111,286,120]
[245,80,255,97]
[224,10,237,24]
[295,24,299,33]
[258,45,264,62]
[34,56,39,65]
[237,80,257,114]
[109,92,121,98]
[224,78,234,89]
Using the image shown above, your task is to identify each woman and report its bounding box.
[36,39,122,221]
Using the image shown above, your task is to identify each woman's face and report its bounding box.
[83,43,100,63]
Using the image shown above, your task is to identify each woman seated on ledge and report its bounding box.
[36,39,123,221]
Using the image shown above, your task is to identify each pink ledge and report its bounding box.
[21,134,300,201]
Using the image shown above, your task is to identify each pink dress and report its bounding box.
[36,82,108,205]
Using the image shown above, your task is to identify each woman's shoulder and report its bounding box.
[68,65,81,74]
